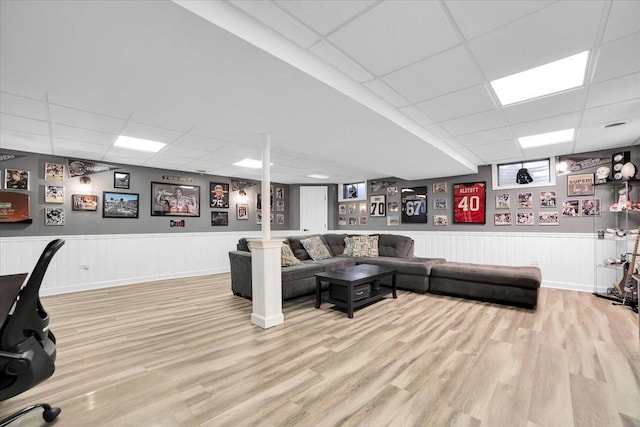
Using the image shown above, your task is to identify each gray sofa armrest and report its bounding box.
[229,251,253,298]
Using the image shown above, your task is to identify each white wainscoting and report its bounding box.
[0,230,595,296]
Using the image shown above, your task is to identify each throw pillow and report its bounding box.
[281,243,302,267]
[352,235,379,257]
[300,236,332,261]
[343,236,356,256]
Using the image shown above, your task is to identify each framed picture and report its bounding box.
[561,199,580,216]
[359,216,368,225]
[516,212,534,225]
[540,191,557,208]
[539,212,559,225]
[339,182,366,202]
[72,194,98,211]
[433,182,447,193]
[0,191,30,222]
[453,182,486,224]
[387,186,398,197]
[567,173,595,196]
[210,182,229,208]
[45,185,64,203]
[358,202,367,214]
[433,214,448,226]
[348,217,357,226]
[338,205,346,215]
[517,192,533,209]
[370,195,386,217]
[276,187,285,199]
[211,211,228,226]
[256,210,262,224]
[495,193,510,209]
[338,216,347,226]
[152,182,200,216]
[277,213,285,224]
[4,169,29,190]
[257,194,262,210]
[387,215,399,226]
[103,192,139,218]
[237,203,248,220]
[388,201,399,212]
[494,213,512,226]
[401,186,428,224]
[114,172,130,189]
[276,200,285,211]
[45,162,64,181]
[433,197,447,210]
[45,207,64,226]
[348,203,357,214]
[581,198,601,216]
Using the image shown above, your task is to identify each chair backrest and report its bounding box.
[0,239,64,401]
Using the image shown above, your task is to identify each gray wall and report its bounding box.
[0,149,290,237]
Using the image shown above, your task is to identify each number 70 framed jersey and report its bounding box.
[454,182,486,224]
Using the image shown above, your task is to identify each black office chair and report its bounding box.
[0,239,65,426]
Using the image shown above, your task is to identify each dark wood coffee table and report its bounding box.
[315,264,397,318]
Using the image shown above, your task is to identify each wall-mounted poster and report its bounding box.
[45,207,64,226]
[104,192,139,218]
[401,186,427,223]
[518,192,533,209]
[453,182,486,224]
[370,195,386,217]
[561,199,579,216]
[210,182,229,208]
[45,163,64,181]
[45,185,64,203]
[72,194,98,211]
[540,191,557,207]
[151,182,199,216]
[211,211,228,226]
[495,193,510,209]
[567,173,595,196]
[581,198,601,216]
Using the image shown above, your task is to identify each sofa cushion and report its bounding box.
[301,236,333,260]
[343,256,445,275]
[237,238,251,252]
[281,262,324,282]
[322,233,348,256]
[308,256,357,271]
[286,234,318,260]
[378,234,414,258]
[352,235,379,257]
[430,262,541,290]
[281,243,302,267]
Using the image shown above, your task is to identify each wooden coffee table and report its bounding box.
[315,264,397,318]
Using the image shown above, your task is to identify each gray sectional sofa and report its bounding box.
[229,233,542,309]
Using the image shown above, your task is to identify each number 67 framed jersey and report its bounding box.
[401,186,428,223]
[454,182,486,224]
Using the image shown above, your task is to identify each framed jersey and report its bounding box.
[401,186,427,223]
[454,182,486,224]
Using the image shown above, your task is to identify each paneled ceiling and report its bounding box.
[1,0,639,184]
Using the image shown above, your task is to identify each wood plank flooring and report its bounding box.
[1,274,638,426]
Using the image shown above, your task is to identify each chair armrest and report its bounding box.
[229,251,253,298]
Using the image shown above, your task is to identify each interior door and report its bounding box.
[300,186,328,234]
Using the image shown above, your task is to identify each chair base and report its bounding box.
[0,403,61,426]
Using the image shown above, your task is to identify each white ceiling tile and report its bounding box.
[217,143,261,160]
[102,148,155,165]
[457,127,515,147]
[576,121,640,152]
[452,146,484,165]
[52,146,105,160]
[416,84,496,122]
[383,46,484,103]
[511,112,581,138]
[228,0,319,47]
[445,0,554,41]
[53,138,108,156]
[581,98,640,127]
[159,145,209,160]
[469,0,604,80]
[49,104,125,134]
[171,133,228,152]
[399,106,434,126]
[0,129,51,153]
[521,141,574,160]
[120,121,183,143]
[503,87,587,125]
[0,113,49,136]
[363,79,409,107]
[439,109,506,136]
[276,0,375,35]
[309,40,373,82]
[0,92,47,120]
[468,140,522,163]
[601,0,640,44]
[142,155,191,169]
[592,32,640,83]
[328,1,460,75]
[586,72,640,108]
[51,123,114,145]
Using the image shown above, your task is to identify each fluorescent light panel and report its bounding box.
[491,51,589,106]
[114,135,166,152]
[233,158,275,168]
[307,174,329,179]
[518,128,575,148]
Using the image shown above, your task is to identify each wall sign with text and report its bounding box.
[454,182,486,224]
[401,186,427,223]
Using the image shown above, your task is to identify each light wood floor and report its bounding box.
[1,274,639,427]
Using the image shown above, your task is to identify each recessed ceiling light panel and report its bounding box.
[113,135,166,152]
[491,51,589,106]
[233,158,263,168]
[307,174,330,179]
[518,128,575,148]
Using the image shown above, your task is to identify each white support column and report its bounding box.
[251,133,283,329]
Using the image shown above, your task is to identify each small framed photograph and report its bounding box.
[387,215,399,226]
[237,203,248,220]
[45,163,64,181]
[562,199,580,216]
[540,191,557,208]
[388,201,399,212]
[581,198,601,216]
[72,194,98,211]
[433,214,448,226]
[103,192,139,218]
[518,192,533,209]
[433,182,447,193]
[516,212,534,225]
[495,193,510,209]
[276,187,285,199]
[338,216,347,226]
[433,197,447,210]
[387,186,398,197]
[276,213,284,224]
[114,172,130,189]
[211,211,228,226]
[45,207,64,226]
[348,203,357,214]
[338,205,346,215]
[358,202,367,214]
[210,182,229,209]
[45,185,64,203]
[494,213,512,226]
[4,169,29,190]
[276,200,285,211]
[348,217,357,226]
[256,210,262,224]
[359,216,368,225]
[539,212,559,225]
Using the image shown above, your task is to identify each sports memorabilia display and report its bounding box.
[453,182,486,224]
[401,186,427,223]
[370,195,386,217]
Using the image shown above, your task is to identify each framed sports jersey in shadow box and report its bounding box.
[401,186,427,223]
[453,182,486,224]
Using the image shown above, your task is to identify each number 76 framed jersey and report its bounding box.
[454,182,486,224]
